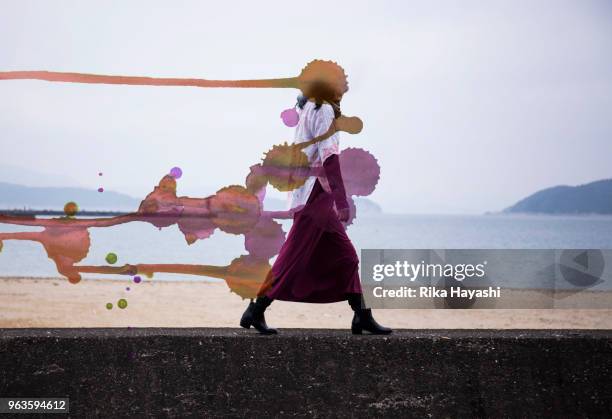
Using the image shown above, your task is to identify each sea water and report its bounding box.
[1,213,611,283]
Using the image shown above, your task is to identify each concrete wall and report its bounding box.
[1,329,610,417]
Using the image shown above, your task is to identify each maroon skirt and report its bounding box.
[258,179,362,303]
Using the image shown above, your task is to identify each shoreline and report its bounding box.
[1,276,611,328]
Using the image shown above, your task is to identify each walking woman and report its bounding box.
[240,81,392,335]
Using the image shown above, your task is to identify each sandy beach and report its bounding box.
[1,276,611,328]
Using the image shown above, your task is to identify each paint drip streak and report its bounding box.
[0,71,298,89]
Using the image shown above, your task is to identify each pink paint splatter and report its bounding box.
[280,108,299,127]
[170,167,182,179]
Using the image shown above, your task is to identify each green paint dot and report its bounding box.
[105,252,118,264]
[117,299,128,309]
[106,302,113,310]
[0,240,3,253]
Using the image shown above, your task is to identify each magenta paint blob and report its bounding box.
[280,108,299,127]
[169,166,183,179]
[97,187,104,192]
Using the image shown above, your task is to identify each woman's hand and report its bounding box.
[337,207,350,222]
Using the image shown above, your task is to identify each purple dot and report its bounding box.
[280,108,299,127]
[97,187,104,193]
[169,166,182,179]
[98,172,103,176]
[126,287,130,291]
[133,276,142,284]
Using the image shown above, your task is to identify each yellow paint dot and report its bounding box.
[64,201,79,217]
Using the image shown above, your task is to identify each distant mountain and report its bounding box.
[0,164,87,188]
[0,182,386,214]
[263,196,383,213]
[504,179,612,214]
[353,197,383,214]
[0,182,140,212]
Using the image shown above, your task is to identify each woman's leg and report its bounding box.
[347,293,393,335]
[240,294,277,335]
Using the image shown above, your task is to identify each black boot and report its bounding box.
[347,293,392,335]
[240,296,278,335]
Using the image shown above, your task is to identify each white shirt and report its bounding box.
[288,100,340,210]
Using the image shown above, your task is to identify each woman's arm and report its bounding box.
[312,103,349,221]
[323,154,350,222]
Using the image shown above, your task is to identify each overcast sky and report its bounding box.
[1,0,611,213]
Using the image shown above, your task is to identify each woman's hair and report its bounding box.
[297,94,310,110]
[296,94,342,119]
